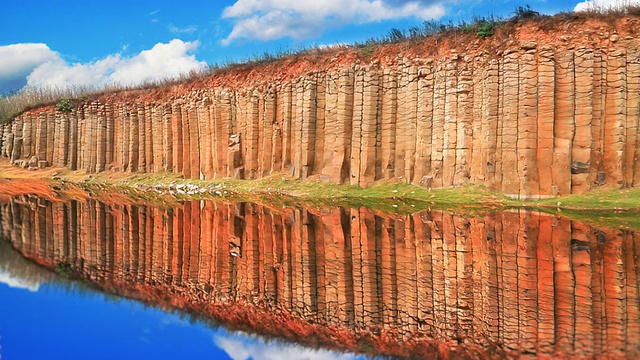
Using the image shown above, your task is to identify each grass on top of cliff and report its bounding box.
[3,5,640,125]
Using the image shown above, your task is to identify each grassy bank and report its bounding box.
[2,159,640,224]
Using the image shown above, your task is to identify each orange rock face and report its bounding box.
[1,196,639,359]
[2,17,640,198]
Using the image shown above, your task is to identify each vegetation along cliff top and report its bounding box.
[2,4,640,123]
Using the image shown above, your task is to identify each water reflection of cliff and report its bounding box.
[1,196,639,359]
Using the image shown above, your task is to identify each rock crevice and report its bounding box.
[2,32,639,198]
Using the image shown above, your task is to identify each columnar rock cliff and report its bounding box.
[2,197,639,358]
[2,17,640,198]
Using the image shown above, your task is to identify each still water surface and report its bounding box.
[1,195,639,359]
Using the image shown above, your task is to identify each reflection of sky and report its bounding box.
[0,273,371,360]
[215,331,367,360]
[0,268,40,292]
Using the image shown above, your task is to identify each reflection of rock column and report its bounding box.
[414,212,434,331]
[627,231,640,353]
[602,229,626,358]
[498,212,518,350]
[517,211,538,354]
[572,221,594,356]
[552,214,574,355]
[518,46,539,198]
[627,48,640,187]
[2,199,640,358]
[573,49,594,193]
[429,212,446,337]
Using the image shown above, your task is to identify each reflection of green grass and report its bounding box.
[55,263,74,278]
[534,187,640,211]
[14,167,640,228]
[538,208,640,232]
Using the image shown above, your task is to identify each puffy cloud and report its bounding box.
[221,0,446,44]
[214,332,361,360]
[0,43,60,94]
[575,0,640,11]
[2,40,206,93]
[107,40,206,85]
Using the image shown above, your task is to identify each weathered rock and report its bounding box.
[1,33,640,198]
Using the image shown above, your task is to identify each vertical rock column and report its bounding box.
[45,113,55,168]
[198,98,212,179]
[455,57,474,186]
[626,47,640,186]
[244,91,260,179]
[350,69,364,186]
[415,62,434,185]
[54,112,70,167]
[105,104,115,170]
[151,105,164,173]
[430,61,446,188]
[482,59,500,191]
[397,59,419,183]
[144,104,154,174]
[333,69,354,183]
[68,111,79,170]
[33,114,46,163]
[137,103,148,173]
[380,68,397,181]
[573,48,595,193]
[553,51,576,196]
[500,50,520,197]
[470,56,485,184]
[603,48,626,188]
[0,123,5,158]
[21,114,33,162]
[442,59,458,187]
[96,104,107,172]
[537,46,555,197]
[128,107,139,172]
[518,44,540,198]
[187,104,200,179]
[358,67,381,187]
[171,103,183,174]
[162,104,173,172]
[261,86,276,176]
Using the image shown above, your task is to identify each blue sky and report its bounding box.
[0,0,634,94]
[0,272,369,360]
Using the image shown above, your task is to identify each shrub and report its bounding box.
[476,21,495,38]
[56,98,74,113]
[359,42,376,57]
[512,5,540,20]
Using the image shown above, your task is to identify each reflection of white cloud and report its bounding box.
[575,0,640,11]
[0,268,40,292]
[221,0,446,44]
[214,331,361,360]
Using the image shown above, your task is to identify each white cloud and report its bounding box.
[169,24,199,34]
[221,0,446,44]
[0,43,60,93]
[1,40,206,93]
[575,0,640,11]
[108,40,206,84]
[214,332,361,360]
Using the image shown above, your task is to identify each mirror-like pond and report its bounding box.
[1,195,639,359]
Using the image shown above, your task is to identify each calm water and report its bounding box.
[0,238,371,360]
[1,195,639,359]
